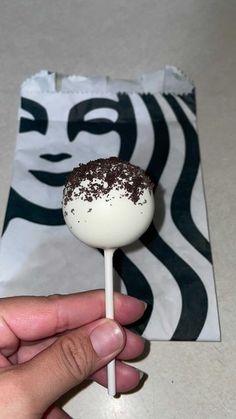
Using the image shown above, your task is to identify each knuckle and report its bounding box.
[58,333,94,382]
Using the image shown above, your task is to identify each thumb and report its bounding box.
[13,319,124,416]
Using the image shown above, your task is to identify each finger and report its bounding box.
[91,361,143,393]
[118,329,145,360]
[6,319,125,416]
[14,328,145,365]
[0,316,19,357]
[43,405,72,419]
[0,291,146,353]
[10,337,57,364]
[0,353,11,368]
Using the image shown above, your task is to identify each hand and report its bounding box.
[0,291,146,418]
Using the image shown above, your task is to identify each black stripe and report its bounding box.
[139,94,208,340]
[164,94,212,263]
[116,93,137,162]
[179,93,196,115]
[113,249,153,335]
[142,225,208,340]
[113,103,153,335]
[2,188,64,234]
[140,94,169,183]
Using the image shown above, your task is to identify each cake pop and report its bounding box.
[63,157,154,395]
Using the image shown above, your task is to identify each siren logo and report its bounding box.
[4,94,137,231]
[2,91,214,340]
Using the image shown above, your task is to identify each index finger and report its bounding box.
[0,290,146,341]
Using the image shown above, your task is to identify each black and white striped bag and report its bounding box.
[0,67,220,341]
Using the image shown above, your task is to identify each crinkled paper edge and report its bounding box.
[21,66,194,95]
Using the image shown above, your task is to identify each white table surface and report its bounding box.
[0,1,235,418]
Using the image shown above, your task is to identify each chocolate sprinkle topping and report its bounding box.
[63,157,154,205]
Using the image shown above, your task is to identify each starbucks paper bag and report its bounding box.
[0,67,220,341]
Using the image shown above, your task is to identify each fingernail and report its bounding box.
[90,320,124,358]
[139,370,145,380]
[138,369,148,384]
[142,301,148,310]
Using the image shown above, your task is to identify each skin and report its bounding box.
[0,290,146,418]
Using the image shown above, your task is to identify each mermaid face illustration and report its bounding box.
[4,94,137,231]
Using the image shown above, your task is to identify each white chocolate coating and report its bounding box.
[63,185,154,249]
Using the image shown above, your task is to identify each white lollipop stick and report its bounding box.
[104,248,116,396]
